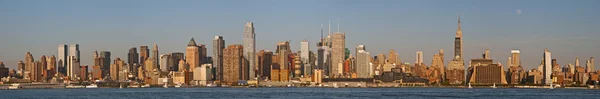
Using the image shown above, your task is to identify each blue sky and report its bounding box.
[1,0,599,70]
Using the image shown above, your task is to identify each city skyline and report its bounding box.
[1,0,600,70]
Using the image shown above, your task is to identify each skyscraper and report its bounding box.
[223,44,245,85]
[243,22,256,79]
[100,51,111,78]
[388,50,401,65]
[455,15,463,60]
[543,49,552,84]
[510,50,521,67]
[257,50,272,79]
[140,46,149,65]
[301,40,311,76]
[431,49,445,81]
[58,44,68,75]
[47,55,56,80]
[331,33,345,77]
[24,52,34,80]
[186,38,200,72]
[128,47,139,70]
[69,44,80,62]
[446,15,465,85]
[356,45,371,78]
[153,44,159,69]
[111,58,125,81]
[416,51,423,64]
[67,56,80,79]
[213,36,225,81]
[170,52,184,71]
[588,57,595,73]
[160,54,170,72]
[67,44,80,79]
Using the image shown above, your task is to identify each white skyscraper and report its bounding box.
[160,54,170,72]
[543,49,552,85]
[356,45,371,78]
[67,44,80,79]
[301,40,311,76]
[243,22,256,79]
[67,56,80,79]
[416,51,423,64]
[58,44,68,74]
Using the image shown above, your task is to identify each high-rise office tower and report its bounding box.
[446,15,465,84]
[144,57,157,72]
[432,49,445,80]
[243,22,256,79]
[331,33,345,77]
[455,15,463,60]
[186,38,200,72]
[58,44,68,75]
[543,49,552,84]
[140,46,149,65]
[69,44,80,62]
[39,56,47,79]
[100,51,111,78]
[32,61,42,82]
[79,65,88,81]
[416,51,423,64]
[223,44,245,84]
[67,56,80,79]
[388,50,401,65]
[170,52,184,71]
[198,44,207,64]
[111,58,125,81]
[213,36,225,81]
[588,57,595,73]
[160,54,170,72]
[317,39,330,76]
[47,55,56,79]
[277,41,290,70]
[301,40,311,76]
[24,52,34,79]
[67,44,80,79]
[128,47,139,69]
[356,45,371,78]
[153,44,159,68]
[510,50,521,67]
[257,50,272,79]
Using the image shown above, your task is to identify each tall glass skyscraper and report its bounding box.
[243,22,256,79]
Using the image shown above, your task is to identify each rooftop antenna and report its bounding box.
[328,20,331,36]
[337,19,340,32]
[321,24,323,40]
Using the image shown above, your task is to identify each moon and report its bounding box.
[516,9,522,15]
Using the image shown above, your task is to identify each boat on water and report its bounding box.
[85,84,98,89]
[174,84,182,88]
[550,83,554,89]
[66,85,85,89]
[163,84,169,88]
[119,84,123,89]
[206,84,217,87]
[491,83,497,89]
[141,84,150,88]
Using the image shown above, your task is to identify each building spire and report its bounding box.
[456,13,462,38]
[188,37,197,46]
[321,24,323,40]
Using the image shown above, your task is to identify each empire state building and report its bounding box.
[455,15,463,60]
